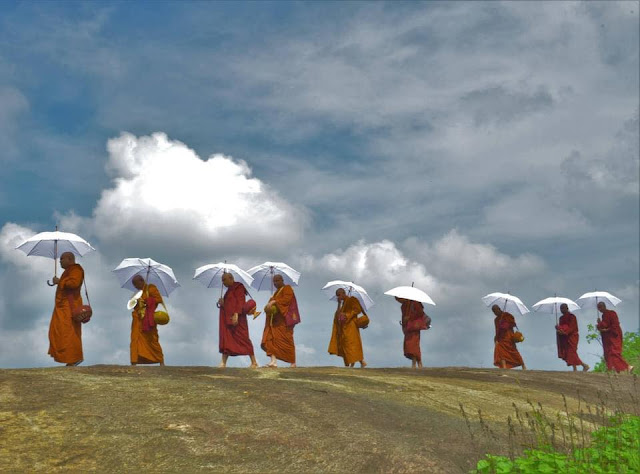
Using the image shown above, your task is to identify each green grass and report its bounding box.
[473,415,640,473]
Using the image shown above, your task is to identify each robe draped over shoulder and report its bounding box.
[493,312,524,369]
[556,313,583,366]
[328,296,364,365]
[261,285,296,363]
[48,264,85,364]
[401,300,424,361]
[131,284,164,364]
[219,282,254,356]
[598,310,629,372]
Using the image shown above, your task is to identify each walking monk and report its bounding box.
[261,274,299,368]
[218,272,258,368]
[328,288,367,368]
[597,302,633,373]
[556,303,589,371]
[396,297,429,369]
[492,305,526,370]
[49,252,85,366]
[130,275,164,366]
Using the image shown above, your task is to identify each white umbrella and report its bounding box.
[322,280,374,312]
[577,291,621,320]
[532,296,580,323]
[577,291,621,309]
[113,258,180,297]
[384,286,436,306]
[246,262,300,292]
[482,292,530,316]
[15,227,96,285]
[193,263,254,289]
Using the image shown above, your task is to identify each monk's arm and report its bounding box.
[59,267,84,290]
[345,298,364,323]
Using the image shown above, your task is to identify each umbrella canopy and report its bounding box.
[113,258,180,297]
[322,280,375,312]
[384,286,436,306]
[193,262,254,289]
[532,297,580,323]
[482,292,530,316]
[246,262,301,292]
[576,291,622,309]
[15,230,96,258]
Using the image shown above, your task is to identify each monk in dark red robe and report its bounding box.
[261,274,297,368]
[328,288,367,368]
[48,252,85,366]
[555,303,589,371]
[597,302,632,373]
[396,297,426,369]
[492,305,526,370]
[218,272,257,368]
[130,275,165,366]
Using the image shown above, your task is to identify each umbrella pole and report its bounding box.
[47,237,58,286]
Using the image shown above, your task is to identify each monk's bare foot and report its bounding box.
[521,364,527,370]
[131,363,137,366]
[66,359,83,366]
[289,363,297,368]
[253,311,262,320]
[250,363,259,369]
[217,362,226,368]
[628,366,634,374]
[583,364,590,372]
[160,362,165,367]
[360,361,367,369]
[418,362,423,369]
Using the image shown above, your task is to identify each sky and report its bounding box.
[0,1,638,369]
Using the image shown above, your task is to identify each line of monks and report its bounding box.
[46,252,634,373]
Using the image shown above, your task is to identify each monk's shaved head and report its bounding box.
[132,274,145,290]
[597,301,606,313]
[560,303,569,314]
[491,304,502,316]
[59,252,76,269]
[222,272,235,288]
[336,288,347,301]
[273,274,284,289]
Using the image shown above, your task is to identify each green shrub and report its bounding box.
[473,415,640,473]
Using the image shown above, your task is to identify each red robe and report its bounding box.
[493,312,524,369]
[219,282,254,356]
[556,312,583,366]
[400,300,423,361]
[48,264,84,364]
[598,310,629,372]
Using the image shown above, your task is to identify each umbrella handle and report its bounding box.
[47,279,55,286]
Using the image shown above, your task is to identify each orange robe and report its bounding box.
[493,312,524,369]
[131,284,164,364]
[261,285,296,363]
[48,263,85,364]
[328,296,365,365]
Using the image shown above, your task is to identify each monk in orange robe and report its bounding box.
[328,288,367,368]
[396,297,426,369]
[492,305,526,370]
[597,302,633,373]
[48,252,85,366]
[556,303,589,371]
[130,275,165,366]
[261,274,298,368]
[218,272,258,368]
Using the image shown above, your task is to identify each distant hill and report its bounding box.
[0,366,637,473]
